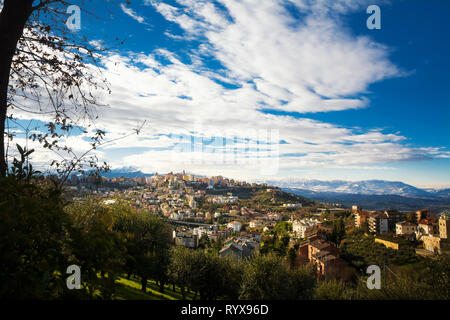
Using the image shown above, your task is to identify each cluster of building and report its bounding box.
[67,170,285,226]
[297,234,347,278]
[283,203,303,208]
[66,170,254,189]
[172,225,235,248]
[353,206,450,254]
[206,195,239,204]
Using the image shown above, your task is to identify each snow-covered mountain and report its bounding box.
[259,178,446,198]
[102,167,154,178]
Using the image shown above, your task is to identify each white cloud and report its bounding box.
[120,3,147,24]
[9,0,449,182]
[148,0,401,113]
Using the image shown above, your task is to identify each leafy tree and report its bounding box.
[239,253,316,300]
[168,246,194,299]
[168,247,242,300]
[314,280,355,300]
[329,218,346,246]
[190,251,241,300]
[1,1,116,176]
[115,210,172,293]
[198,234,211,249]
[422,253,450,299]
[406,212,417,223]
[274,234,290,256]
[0,147,69,299]
[273,220,292,235]
[65,197,125,299]
[287,246,297,268]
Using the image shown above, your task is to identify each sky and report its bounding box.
[7,0,450,188]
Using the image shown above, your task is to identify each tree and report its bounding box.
[115,210,172,293]
[422,253,450,299]
[273,220,292,235]
[0,148,70,299]
[65,197,125,299]
[168,247,242,300]
[239,253,316,300]
[406,212,417,224]
[314,280,355,300]
[198,234,211,249]
[329,218,346,246]
[0,0,129,177]
[168,246,195,299]
[287,246,297,268]
[0,0,34,176]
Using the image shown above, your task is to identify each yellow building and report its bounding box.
[439,210,450,239]
[375,237,400,250]
[422,235,441,253]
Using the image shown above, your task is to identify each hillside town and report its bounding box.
[64,170,450,282]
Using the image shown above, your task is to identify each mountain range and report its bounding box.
[256,179,450,212]
[258,179,450,210]
[102,167,154,179]
[258,179,450,198]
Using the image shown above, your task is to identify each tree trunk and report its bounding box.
[0,0,34,176]
[141,277,147,292]
[159,280,165,293]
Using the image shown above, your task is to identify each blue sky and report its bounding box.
[10,0,450,187]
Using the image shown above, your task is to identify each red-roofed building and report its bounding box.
[418,218,438,236]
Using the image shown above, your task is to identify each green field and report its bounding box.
[114,276,195,300]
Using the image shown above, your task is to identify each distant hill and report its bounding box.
[283,188,450,211]
[102,167,154,179]
[261,178,450,199]
[251,187,316,207]
[205,185,316,207]
[427,188,450,197]
[256,178,450,210]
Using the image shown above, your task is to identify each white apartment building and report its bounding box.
[249,220,264,228]
[283,203,302,208]
[228,221,242,233]
[292,218,320,239]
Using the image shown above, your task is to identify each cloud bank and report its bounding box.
[9,0,449,180]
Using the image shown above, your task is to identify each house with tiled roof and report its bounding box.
[297,238,346,277]
[219,235,260,261]
[396,221,417,236]
[418,218,438,236]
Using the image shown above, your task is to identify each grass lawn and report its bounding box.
[113,276,196,300]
